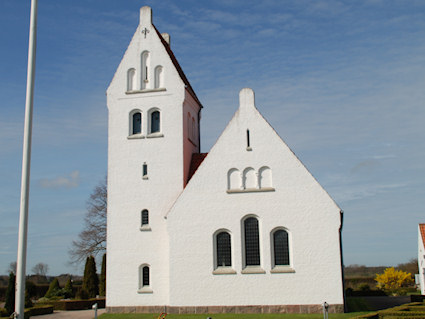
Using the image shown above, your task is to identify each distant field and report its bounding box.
[99,313,370,319]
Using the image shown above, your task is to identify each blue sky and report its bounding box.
[1,0,424,275]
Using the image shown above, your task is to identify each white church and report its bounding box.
[106,6,345,314]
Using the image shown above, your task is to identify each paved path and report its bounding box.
[34,309,106,319]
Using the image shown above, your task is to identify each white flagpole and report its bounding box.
[15,0,38,318]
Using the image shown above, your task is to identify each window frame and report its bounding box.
[241,215,265,274]
[140,209,151,231]
[147,108,163,137]
[129,109,143,137]
[138,264,153,293]
[141,51,150,89]
[212,229,236,275]
[270,227,295,273]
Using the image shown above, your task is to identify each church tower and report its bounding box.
[106,6,202,307]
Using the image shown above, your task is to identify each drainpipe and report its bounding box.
[197,107,201,153]
[339,210,347,312]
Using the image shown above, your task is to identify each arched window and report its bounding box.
[259,166,272,188]
[227,168,241,190]
[243,217,260,266]
[141,210,149,226]
[154,65,163,88]
[132,112,142,135]
[127,68,136,91]
[243,167,256,189]
[216,231,232,268]
[141,51,150,89]
[138,264,150,290]
[142,266,149,287]
[150,110,160,133]
[272,229,290,266]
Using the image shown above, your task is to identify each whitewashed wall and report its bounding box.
[106,6,200,307]
[167,89,344,307]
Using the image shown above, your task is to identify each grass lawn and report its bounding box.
[99,313,370,319]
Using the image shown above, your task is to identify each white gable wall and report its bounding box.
[167,89,344,307]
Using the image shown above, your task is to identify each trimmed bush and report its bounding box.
[37,298,105,310]
[62,277,74,299]
[82,256,99,298]
[44,278,61,298]
[23,305,54,319]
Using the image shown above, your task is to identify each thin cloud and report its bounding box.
[350,159,380,174]
[39,171,80,189]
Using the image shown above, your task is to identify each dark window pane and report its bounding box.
[216,232,231,267]
[274,230,289,266]
[151,111,160,133]
[142,266,149,286]
[244,217,260,266]
[142,210,149,225]
[133,112,141,134]
[143,164,148,176]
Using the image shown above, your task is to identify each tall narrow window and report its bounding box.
[127,68,136,91]
[216,232,232,268]
[154,65,163,88]
[138,264,152,292]
[143,163,148,177]
[244,217,260,266]
[141,51,150,89]
[142,266,149,286]
[247,129,250,147]
[273,229,290,266]
[141,210,149,226]
[150,110,160,133]
[132,112,142,135]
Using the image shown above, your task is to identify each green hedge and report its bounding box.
[24,305,54,318]
[353,302,425,318]
[37,298,105,310]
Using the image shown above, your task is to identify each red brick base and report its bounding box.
[106,304,344,314]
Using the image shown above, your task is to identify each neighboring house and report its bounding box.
[106,6,345,314]
[418,224,425,295]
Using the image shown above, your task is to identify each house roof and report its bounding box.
[153,25,203,108]
[420,224,425,247]
[187,153,208,183]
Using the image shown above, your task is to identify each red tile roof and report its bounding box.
[187,153,208,183]
[153,25,203,108]
[420,224,425,247]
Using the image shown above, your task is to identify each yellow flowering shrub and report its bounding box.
[375,267,413,293]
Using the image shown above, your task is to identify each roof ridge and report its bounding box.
[152,24,203,108]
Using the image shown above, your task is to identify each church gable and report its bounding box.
[171,88,340,213]
[106,6,197,101]
[166,88,343,308]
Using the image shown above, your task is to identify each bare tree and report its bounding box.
[7,262,16,275]
[69,177,107,264]
[31,262,49,276]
